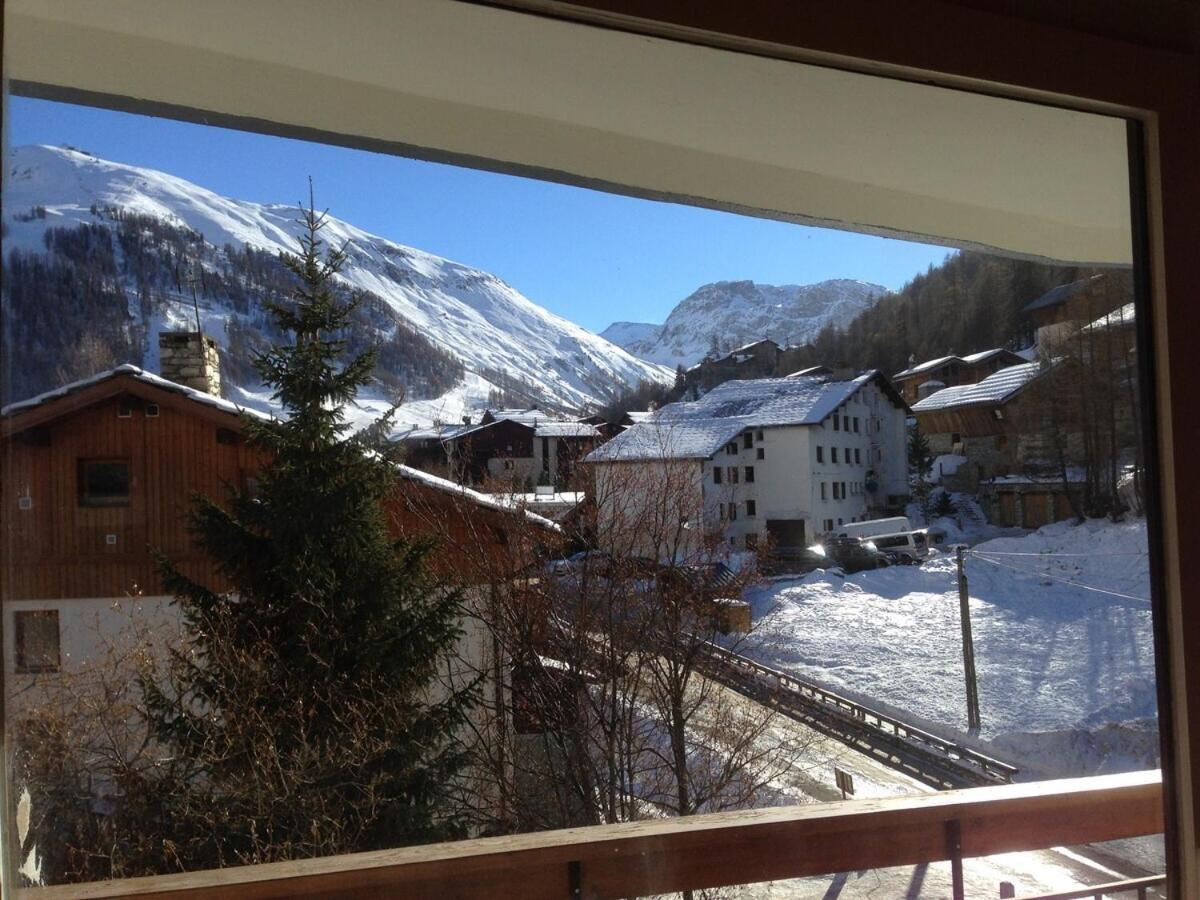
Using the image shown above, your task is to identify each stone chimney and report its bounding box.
[158,331,221,397]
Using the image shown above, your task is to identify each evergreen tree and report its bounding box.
[908,424,935,481]
[144,193,474,863]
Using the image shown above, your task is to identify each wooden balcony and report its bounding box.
[20,770,1163,900]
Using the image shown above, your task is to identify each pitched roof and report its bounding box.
[910,361,1046,412]
[893,355,960,379]
[1022,275,1104,313]
[1081,302,1135,333]
[534,422,601,438]
[587,372,901,462]
[1,364,265,422]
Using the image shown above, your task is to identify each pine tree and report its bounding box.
[144,192,474,863]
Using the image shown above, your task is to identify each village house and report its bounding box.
[584,372,909,562]
[0,340,563,691]
[1022,272,1132,350]
[893,348,1027,406]
[401,407,601,490]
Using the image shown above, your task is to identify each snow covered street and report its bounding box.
[740,518,1157,780]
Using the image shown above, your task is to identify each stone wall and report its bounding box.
[158,332,221,397]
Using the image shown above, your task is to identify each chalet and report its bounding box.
[911,361,1061,475]
[1,357,562,686]
[584,372,909,561]
[402,409,601,489]
[1022,272,1131,350]
[893,348,1027,405]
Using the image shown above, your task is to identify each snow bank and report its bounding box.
[742,518,1156,776]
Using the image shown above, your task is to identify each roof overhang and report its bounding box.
[5,0,1132,265]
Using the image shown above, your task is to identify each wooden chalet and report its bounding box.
[2,364,562,677]
[893,348,1027,406]
[1022,272,1132,349]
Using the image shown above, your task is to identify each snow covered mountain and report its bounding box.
[3,145,670,428]
[603,279,889,368]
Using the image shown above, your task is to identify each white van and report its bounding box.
[836,517,913,540]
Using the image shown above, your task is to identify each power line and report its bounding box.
[966,553,1150,604]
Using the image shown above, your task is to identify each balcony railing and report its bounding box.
[18,770,1163,900]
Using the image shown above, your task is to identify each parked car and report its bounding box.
[868,529,930,565]
[547,550,615,578]
[812,536,890,573]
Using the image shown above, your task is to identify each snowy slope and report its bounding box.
[604,279,889,368]
[740,518,1157,777]
[4,145,671,427]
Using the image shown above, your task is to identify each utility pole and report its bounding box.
[956,546,982,733]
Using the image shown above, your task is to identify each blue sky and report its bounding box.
[9,97,952,332]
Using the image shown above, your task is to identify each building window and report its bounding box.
[746,499,757,516]
[745,532,758,549]
[15,610,60,674]
[756,430,764,440]
[838,517,844,526]
[832,482,840,500]
[845,447,851,463]
[713,466,722,485]
[853,417,860,433]
[729,503,738,521]
[743,433,753,449]
[745,466,755,483]
[729,466,739,484]
[816,446,824,463]
[78,459,131,507]
[824,519,834,532]
[831,448,839,464]
[757,448,765,460]
[719,502,725,519]
[855,448,862,465]
[821,482,827,501]
[833,415,840,431]
[726,443,738,455]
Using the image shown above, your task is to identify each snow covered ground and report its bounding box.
[741,517,1157,779]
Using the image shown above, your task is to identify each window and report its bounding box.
[853,417,860,433]
[833,415,840,431]
[718,502,725,519]
[744,532,758,549]
[713,466,722,485]
[832,482,840,500]
[746,499,757,516]
[845,447,851,463]
[729,466,739,484]
[757,448,765,460]
[729,503,738,521]
[816,446,824,463]
[824,519,834,533]
[745,466,755,483]
[831,448,839,464]
[855,448,861,465]
[820,482,827,501]
[726,443,737,455]
[743,433,753,449]
[755,430,764,440]
[837,517,843,526]
[78,459,131,507]
[15,610,60,674]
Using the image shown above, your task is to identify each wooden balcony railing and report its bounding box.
[19,770,1163,900]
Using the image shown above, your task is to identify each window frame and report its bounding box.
[77,458,133,508]
[14,609,61,674]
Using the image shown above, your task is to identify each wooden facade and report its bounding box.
[896,350,1025,406]
[1,371,561,603]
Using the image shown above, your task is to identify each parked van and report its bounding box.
[836,517,913,540]
[867,529,930,564]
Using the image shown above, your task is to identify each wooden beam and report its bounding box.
[18,770,1163,900]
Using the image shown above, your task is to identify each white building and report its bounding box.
[584,372,910,561]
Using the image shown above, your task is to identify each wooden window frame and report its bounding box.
[77,458,132,508]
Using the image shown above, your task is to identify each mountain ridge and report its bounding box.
[3,145,671,429]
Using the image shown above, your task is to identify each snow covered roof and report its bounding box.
[910,361,1046,412]
[534,422,601,438]
[1,364,269,422]
[728,338,779,355]
[626,411,654,424]
[1022,275,1104,313]
[587,372,899,462]
[401,423,482,441]
[483,407,562,426]
[787,365,832,378]
[585,418,748,462]
[894,348,1020,380]
[893,355,959,379]
[1081,302,1135,333]
[395,464,563,532]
